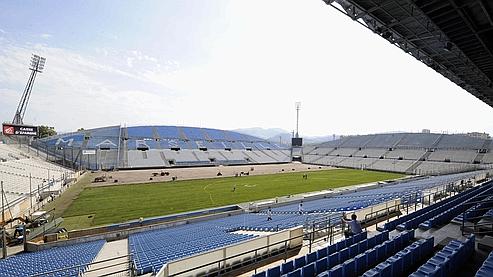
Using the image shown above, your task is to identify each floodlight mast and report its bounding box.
[295,102,301,138]
[12,54,46,125]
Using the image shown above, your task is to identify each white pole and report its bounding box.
[29,173,32,210]
[1,180,6,259]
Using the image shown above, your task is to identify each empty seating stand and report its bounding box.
[0,240,105,277]
[419,185,493,230]
[476,250,493,276]
[379,182,492,232]
[410,234,475,277]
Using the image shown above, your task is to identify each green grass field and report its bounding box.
[60,169,404,229]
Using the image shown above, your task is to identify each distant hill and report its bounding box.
[233,127,289,140]
[302,135,340,145]
[233,127,339,146]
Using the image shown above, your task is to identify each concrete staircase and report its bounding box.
[474,140,491,164]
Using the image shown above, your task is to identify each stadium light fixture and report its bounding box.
[30,54,46,72]
[12,54,46,125]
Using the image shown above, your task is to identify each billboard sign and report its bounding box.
[82,149,96,155]
[2,124,38,136]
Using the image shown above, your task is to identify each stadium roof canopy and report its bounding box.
[325,0,493,107]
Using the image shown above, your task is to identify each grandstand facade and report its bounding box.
[0,142,74,220]
[31,125,290,170]
[304,132,493,175]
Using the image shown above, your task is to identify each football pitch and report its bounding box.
[61,169,404,229]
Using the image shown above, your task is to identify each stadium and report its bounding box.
[1,1,493,277]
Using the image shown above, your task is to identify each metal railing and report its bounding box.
[363,182,469,231]
[460,197,493,236]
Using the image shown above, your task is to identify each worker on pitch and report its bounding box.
[341,212,363,238]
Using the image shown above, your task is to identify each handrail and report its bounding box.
[363,183,462,230]
[460,192,493,236]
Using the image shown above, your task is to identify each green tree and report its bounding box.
[77,128,85,132]
[38,125,57,138]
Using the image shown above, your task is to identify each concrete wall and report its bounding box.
[68,205,241,238]
[26,208,244,252]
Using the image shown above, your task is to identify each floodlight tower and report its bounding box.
[295,101,301,138]
[12,54,46,125]
[291,102,303,162]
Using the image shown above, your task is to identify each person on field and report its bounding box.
[298,202,304,215]
[342,213,363,238]
[267,207,273,221]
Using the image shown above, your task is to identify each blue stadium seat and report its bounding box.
[317,247,328,260]
[375,244,387,261]
[365,248,378,268]
[315,258,328,274]
[327,264,343,277]
[301,263,315,277]
[281,261,295,275]
[349,244,359,257]
[294,256,306,269]
[267,265,281,277]
[358,240,368,253]
[339,248,350,263]
[342,258,356,277]
[386,255,403,276]
[396,248,412,267]
[306,252,317,264]
[328,253,340,269]
[375,261,392,277]
[353,253,366,274]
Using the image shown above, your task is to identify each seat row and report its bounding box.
[400,185,491,231]
[410,234,475,276]
[318,230,415,277]
[254,230,417,277]
[362,237,434,277]
[252,232,368,277]
[418,186,493,230]
[453,195,493,223]
[379,182,490,231]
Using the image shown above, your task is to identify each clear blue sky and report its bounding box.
[1,0,492,136]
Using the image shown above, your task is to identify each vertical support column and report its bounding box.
[29,173,33,211]
[1,181,6,259]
